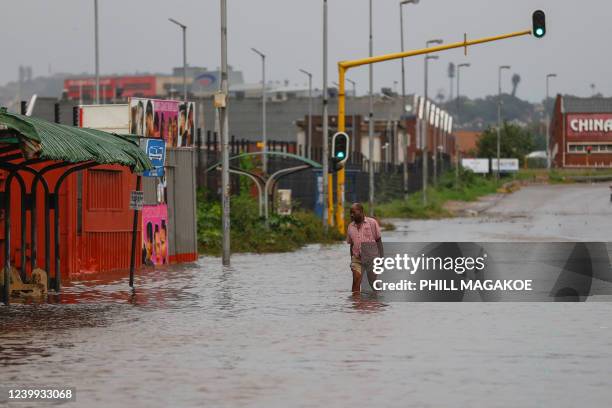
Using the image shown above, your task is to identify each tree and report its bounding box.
[511,73,521,97]
[476,123,534,165]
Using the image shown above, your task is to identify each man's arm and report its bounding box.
[376,238,384,258]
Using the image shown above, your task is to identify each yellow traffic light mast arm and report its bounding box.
[337,28,532,132]
[333,28,532,233]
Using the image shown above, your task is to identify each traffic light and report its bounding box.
[331,132,350,172]
[532,10,546,38]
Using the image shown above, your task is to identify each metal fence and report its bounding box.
[196,130,451,211]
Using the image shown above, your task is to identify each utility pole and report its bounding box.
[252,48,267,174]
[400,0,420,197]
[299,69,313,159]
[322,0,329,230]
[368,0,375,216]
[433,104,439,187]
[422,39,442,205]
[546,73,557,170]
[219,0,230,265]
[94,0,100,104]
[497,65,511,180]
[168,18,188,102]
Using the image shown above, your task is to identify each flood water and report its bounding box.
[2,184,612,407]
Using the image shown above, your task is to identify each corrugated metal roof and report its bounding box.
[0,109,152,172]
[562,96,612,113]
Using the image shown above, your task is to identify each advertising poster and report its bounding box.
[129,98,180,147]
[141,204,169,266]
[177,101,196,147]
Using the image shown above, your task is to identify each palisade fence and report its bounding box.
[196,130,451,213]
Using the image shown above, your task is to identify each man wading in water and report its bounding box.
[346,203,384,292]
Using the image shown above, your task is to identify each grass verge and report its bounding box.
[197,191,343,256]
[369,169,504,220]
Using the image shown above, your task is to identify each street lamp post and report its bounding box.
[299,69,313,159]
[496,65,511,180]
[252,48,267,174]
[456,63,470,123]
[219,0,230,265]
[399,0,420,197]
[347,79,357,154]
[322,0,329,230]
[168,18,188,102]
[94,0,100,104]
[422,39,442,205]
[368,0,375,216]
[334,79,357,151]
[546,73,557,170]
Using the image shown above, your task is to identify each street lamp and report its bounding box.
[94,0,100,104]
[347,78,357,153]
[334,79,357,154]
[322,0,329,229]
[400,0,420,197]
[400,0,419,113]
[456,63,470,123]
[368,0,375,216]
[299,68,313,159]
[168,18,188,102]
[496,65,511,180]
[219,0,230,265]
[422,39,442,204]
[546,73,557,170]
[251,47,268,174]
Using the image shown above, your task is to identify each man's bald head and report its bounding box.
[351,202,363,212]
[350,202,365,224]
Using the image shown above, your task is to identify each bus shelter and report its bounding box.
[0,108,152,305]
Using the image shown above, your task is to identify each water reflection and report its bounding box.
[348,292,388,314]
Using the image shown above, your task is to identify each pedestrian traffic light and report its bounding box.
[532,10,546,38]
[331,132,350,172]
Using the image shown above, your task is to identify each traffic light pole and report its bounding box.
[333,28,533,234]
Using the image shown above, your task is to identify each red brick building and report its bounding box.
[550,95,612,168]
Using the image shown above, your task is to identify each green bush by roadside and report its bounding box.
[370,169,503,219]
[197,190,343,256]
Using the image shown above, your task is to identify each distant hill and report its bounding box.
[441,94,556,131]
[0,73,73,111]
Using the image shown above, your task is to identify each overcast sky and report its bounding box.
[1,0,608,102]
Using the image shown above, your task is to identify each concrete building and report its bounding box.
[550,95,612,168]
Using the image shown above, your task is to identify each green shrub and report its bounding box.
[197,189,342,255]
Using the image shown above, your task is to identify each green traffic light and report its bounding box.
[532,10,546,38]
[337,152,345,159]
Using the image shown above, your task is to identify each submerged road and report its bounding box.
[1,183,612,408]
[390,183,612,242]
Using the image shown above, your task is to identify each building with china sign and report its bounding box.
[550,95,612,168]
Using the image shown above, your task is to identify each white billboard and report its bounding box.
[462,158,490,174]
[491,158,520,172]
[80,104,129,134]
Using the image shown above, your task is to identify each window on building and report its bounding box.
[568,143,612,153]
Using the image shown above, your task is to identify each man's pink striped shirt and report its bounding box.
[346,217,381,259]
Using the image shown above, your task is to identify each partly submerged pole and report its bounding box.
[129,175,142,288]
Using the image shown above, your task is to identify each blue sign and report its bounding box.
[142,138,166,177]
